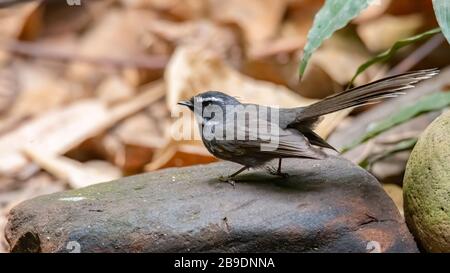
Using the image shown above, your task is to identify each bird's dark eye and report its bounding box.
[203,101,214,108]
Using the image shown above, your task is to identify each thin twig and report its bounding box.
[388,33,445,76]
[0,39,169,70]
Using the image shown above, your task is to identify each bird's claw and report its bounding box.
[267,166,289,178]
[219,176,236,188]
[276,172,290,178]
[266,166,277,174]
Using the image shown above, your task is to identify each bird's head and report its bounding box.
[178,91,240,124]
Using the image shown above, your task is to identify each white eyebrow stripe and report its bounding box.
[202,97,223,102]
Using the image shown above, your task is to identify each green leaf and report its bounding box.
[360,138,418,170]
[349,28,441,86]
[342,92,450,152]
[433,0,450,44]
[299,0,372,77]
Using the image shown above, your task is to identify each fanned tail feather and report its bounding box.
[297,69,439,122]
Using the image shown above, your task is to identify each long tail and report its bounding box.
[297,69,439,122]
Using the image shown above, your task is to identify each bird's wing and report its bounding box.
[278,108,334,150]
[216,117,326,159]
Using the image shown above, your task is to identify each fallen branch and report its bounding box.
[0,39,169,70]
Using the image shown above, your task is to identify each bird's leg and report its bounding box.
[228,166,248,178]
[277,158,282,173]
[268,159,289,178]
[219,166,248,187]
[276,158,290,177]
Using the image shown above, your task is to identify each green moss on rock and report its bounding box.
[404,110,450,252]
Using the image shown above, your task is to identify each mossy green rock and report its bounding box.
[404,110,450,252]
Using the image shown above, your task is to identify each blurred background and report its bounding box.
[0,0,449,252]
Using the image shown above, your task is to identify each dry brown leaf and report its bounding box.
[0,66,17,115]
[0,176,15,194]
[121,67,165,87]
[95,75,135,106]
[296,62,343,99]
[68,82,167,173]
[40,0,116,37]
[354,0,392,23]
[387,0,434,19]
[255,0,320,63]
[67,8,169,84]
[106,81,165,126]
[243,54,297,89]
[280,0,323,42]
[76,133,127,172]
[145,139,216,171]
[9,61,80,118]
[0,100,109,176]
[357,14,424,52]
[243,0,334,99]
[0,2,42,63]
[112,112,168,173]
[148,19,244,67]
[120,144,155,174]
[120,0,207,19]
[0,81,164,176]
[24,147,121,189]
[72,8,160,59]
[0,2,42,40]
[248,37,305,60]
[244,48,342,100]
[114,113,167,149]
[208,0,287,45]
[308,33,387,86]
[40,0,92,36]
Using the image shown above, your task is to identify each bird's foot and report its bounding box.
[276,172,290,178]
[219,176,236,188]
[267,166,290,178]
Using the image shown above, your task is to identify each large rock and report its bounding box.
[404,110,450,252]
[5,156,417,253]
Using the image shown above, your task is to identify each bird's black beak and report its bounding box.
[178,99,194,109]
